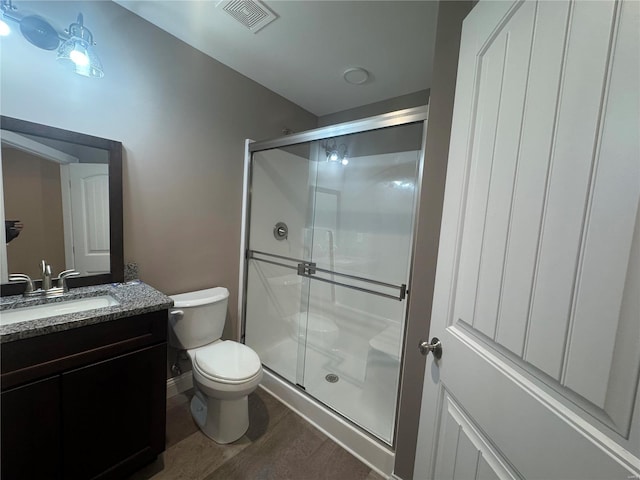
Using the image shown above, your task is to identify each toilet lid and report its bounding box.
[193,341,261,382]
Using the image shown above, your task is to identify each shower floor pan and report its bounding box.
[260,335,399,443]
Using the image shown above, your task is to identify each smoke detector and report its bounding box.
[217,0,278,33]
[343,67,370,85]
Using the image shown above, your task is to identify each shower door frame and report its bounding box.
[239,105,429,449]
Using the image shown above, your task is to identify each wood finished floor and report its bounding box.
[129,388,387,480]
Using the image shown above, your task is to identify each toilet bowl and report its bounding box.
[169,287,263,444]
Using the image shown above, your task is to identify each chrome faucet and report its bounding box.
[41,260,52,291]
[9,260,80,297]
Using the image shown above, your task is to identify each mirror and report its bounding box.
[0,116,123,295]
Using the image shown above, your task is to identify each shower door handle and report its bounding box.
[248,249,408,301]
[297,262,316,276]
[419,337,442,359]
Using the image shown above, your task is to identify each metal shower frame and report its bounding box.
[239,105,429,448]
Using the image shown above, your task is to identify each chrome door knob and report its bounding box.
[419,337,442,359]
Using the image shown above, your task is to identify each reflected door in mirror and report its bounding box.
[63,163,110,275]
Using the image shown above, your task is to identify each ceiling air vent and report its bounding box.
[218,0,278,33]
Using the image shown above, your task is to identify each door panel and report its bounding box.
[245,260,307,384]
[246,146,315,258]
[451,0,639,432]
[244,145,315,386]
[561,0,640,422]
[436,331,634,479]
[523,0,620,383]
[303,125,422,444]
[62,344,166,480]
[434,391,514,480]
[416,0,640,478]
[303,282,407,443]
[496,0,571,358]
[68,163,110,275]
[458,0,537,340]
[245,123,423,444]
[1,376,61,479]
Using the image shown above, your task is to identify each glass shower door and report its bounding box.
[302,123,423,443]
[244,120,424,445]
[244,144,316,385]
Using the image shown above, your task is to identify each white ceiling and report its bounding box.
[114,1,439,117]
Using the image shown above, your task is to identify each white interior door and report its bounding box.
[66,163,110,275]
[414,1,640,479]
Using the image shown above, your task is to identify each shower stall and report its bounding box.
[241,107,426,457]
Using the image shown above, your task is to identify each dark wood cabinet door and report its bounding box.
[61,344,166,480]
[1,375,61,480]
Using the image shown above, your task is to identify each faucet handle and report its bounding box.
[9,274,35,293]
[58,269,80,278]
[57,269,80,292]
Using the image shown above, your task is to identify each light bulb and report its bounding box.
[329,152,339,162]
[0,19,10,36]
[341,158,349,166]
[70,48,89,66]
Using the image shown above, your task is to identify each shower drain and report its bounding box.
[325,373,339,383]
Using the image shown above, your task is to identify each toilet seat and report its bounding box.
[192,341,261,384]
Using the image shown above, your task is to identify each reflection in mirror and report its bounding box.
[0,116,123,295]
[2,133,109,279]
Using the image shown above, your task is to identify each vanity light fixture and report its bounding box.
[0,0,13,36]
[323,141,349,166]
[0,0,104,78]
[57,13,103,78]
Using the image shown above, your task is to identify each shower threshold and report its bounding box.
[259,368,395,477]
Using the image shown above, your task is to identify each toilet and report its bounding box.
[168,287,263,444]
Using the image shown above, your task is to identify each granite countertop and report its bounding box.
[0,281,173,343]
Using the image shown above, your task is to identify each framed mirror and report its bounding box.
[1,116,123,296]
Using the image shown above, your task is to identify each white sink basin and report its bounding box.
[0,295,120,326]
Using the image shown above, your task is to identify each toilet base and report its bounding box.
[190,389,249,444]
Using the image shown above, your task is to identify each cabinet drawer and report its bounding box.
[1,310,167,390]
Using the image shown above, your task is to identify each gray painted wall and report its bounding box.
[317,89,430,127]
[394,1,474,478]
[0,1,317,351]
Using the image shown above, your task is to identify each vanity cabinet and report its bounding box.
[0,309,168,480]
[1,375,62,479]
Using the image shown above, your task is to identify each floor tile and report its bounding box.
[165,390,199,448]
[130,387,383,480]
[204,411,326,480]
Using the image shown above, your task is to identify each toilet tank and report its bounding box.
[168,287,229,350]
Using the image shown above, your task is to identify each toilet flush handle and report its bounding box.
[169,309,184,323]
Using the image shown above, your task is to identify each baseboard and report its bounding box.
[166,371,193,398]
